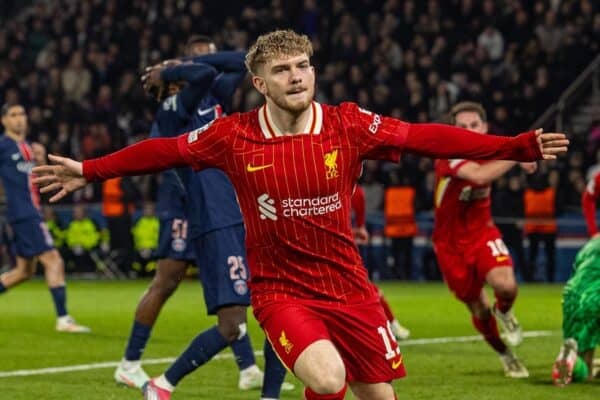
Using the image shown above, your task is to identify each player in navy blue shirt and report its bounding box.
[115,37,291,399]
[0,104,89,333]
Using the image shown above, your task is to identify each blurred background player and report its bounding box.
[351,182,410,340]
[114,36,290,400]
[432,101,536,378]
[551,235,600,386]
[0,103,89,333]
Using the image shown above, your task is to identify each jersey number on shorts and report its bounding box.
[486,238,509,257]
[171,219,188,239]
[228,256,248,281]
[378,321,400,360]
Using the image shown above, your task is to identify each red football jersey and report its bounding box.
[432,159,497,246]
[177,102,408,306]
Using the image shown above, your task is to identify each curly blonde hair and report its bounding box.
[245,30,313,75]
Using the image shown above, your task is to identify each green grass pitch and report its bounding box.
[1,280,598,399]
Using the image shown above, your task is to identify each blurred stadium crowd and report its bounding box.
[1,0,600,279]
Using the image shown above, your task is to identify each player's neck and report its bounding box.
[265,101,312,135]
[4,130,24,142]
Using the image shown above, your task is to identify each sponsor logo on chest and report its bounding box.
[324,149,339,179]
[257,192,342,221]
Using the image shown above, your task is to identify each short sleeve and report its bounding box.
[448,159,470,176]
[176,115,234,171]
[339,102,409,162]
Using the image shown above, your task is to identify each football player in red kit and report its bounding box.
[34,32,568,399]
[433,101,537,378]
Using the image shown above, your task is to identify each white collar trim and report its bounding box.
[258,102,323,139]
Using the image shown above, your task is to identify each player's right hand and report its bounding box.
[32,155,87,203]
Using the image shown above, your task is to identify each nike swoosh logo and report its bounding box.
[197,107,215,116]
[247,163,273,172]
[496,256,509,262]
[392,355,403,370]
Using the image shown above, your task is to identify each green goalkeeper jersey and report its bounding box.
[564,237,600,296]
[562,237,600,352]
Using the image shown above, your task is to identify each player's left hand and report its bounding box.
[31,142,47,165]
[353,226,369,245]
[535,129,569,159]
[519,161,537,174]
[31,154,87,203]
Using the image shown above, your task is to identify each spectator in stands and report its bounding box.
[535,10,564,56]
[478,24,504,62]
[61,51,91,104]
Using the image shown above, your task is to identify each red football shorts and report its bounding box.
[434,228,514,302]
[253,297,407,383]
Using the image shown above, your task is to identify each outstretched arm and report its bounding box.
[344,103,568,163]
[404,124,567,161]
[33,137,186,202]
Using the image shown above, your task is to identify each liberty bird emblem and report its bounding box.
[279,330,294,354]
[324,149,339,179]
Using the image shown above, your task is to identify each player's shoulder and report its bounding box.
[229,109,259,133]
[0,135,10,152]
[326,102,374,129]
[335,101,365,116]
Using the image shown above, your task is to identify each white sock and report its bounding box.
[154,374,175,392]
[121,358,142,371]
[57,315,72,324]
